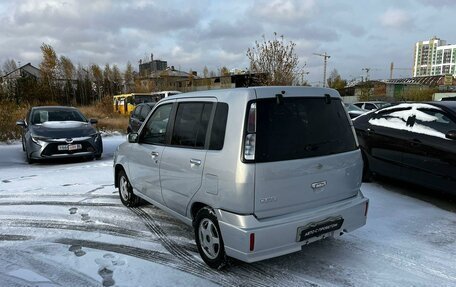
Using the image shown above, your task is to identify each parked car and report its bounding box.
[440,96,456,101]
[113,87,369,268]
[353,101,391,111]
[344,103,368,119]
[353,101,456,194]
[16,106,103,163]
[127,102,156,133]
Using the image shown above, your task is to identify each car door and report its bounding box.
[160,100,214,216]
[361,106,414,178]
[127,103,174,205]
[401,106,456,192]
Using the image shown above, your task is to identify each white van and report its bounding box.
[114,86,369,268]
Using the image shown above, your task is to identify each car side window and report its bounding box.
[209,103,229,150]
[132,106,142,119]
[140,104,173,145]
[140,105,152,120]
[414,109,456,137]
[364,103,376,110]
[369,107,413,130]
[171,102,213,149]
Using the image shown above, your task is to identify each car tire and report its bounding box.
[24,143,35,164]
[194,207,227,269]
[26,152,35,164]
[21,138,25,151]
[117,169,141,207]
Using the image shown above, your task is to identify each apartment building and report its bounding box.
[413,37,456,77]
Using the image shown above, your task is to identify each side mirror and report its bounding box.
[16,120,26,127]
[445,130,456,140]
[128,133,139,143]
[89,118,98,124]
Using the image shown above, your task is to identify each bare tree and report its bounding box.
[91,64,103,101]
[246,33,299,85]
[103,64,113,96]
[203,66,209,78]
[124,62,134,93]
[112,65,123,94]
[2,59,17,75]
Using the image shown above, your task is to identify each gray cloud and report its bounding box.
[0,0,454,83]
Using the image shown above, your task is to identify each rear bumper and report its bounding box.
[216,191,368,263]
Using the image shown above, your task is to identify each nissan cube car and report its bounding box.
[114,87,369,268]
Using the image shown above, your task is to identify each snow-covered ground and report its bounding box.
[0,135,455,287]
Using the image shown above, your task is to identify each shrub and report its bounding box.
[0,101,29,142]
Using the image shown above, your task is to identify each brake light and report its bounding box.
[244,103,256,161]
[249,233,255,251]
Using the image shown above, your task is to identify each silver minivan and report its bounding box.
[114,86,369,268]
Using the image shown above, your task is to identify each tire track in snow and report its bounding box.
[0,201,121,207]
[130,206,310,287]
[0,248,99,287]
[1,218,150,239]
[0,194,118,199]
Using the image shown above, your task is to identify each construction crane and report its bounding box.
[313,52,331,87]
[389,62,412,79]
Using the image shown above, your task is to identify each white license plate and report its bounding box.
[58,144,82,151]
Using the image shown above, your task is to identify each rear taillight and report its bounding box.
[244,103,256,161]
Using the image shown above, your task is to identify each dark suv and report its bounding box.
[127,102,156,133]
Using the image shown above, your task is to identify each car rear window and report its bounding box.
[254,97,357,162]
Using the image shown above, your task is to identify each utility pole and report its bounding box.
[362,68,371,81]
[313,52,331,87]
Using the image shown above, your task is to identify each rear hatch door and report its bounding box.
[252,88,361,219]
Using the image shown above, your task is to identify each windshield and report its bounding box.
[31,109,87,124]
[376,102,391,109]
[134,95,155,104]
[345,103,365,112]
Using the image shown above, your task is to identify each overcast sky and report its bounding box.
[1,0,455,85]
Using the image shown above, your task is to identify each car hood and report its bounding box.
[31,121,97,138]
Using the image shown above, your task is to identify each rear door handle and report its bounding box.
[366,128,375,136]
[151,151,159,158]
[190,159,201,166]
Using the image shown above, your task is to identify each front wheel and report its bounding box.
[194,207,227,269]
[117,170,141,207]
